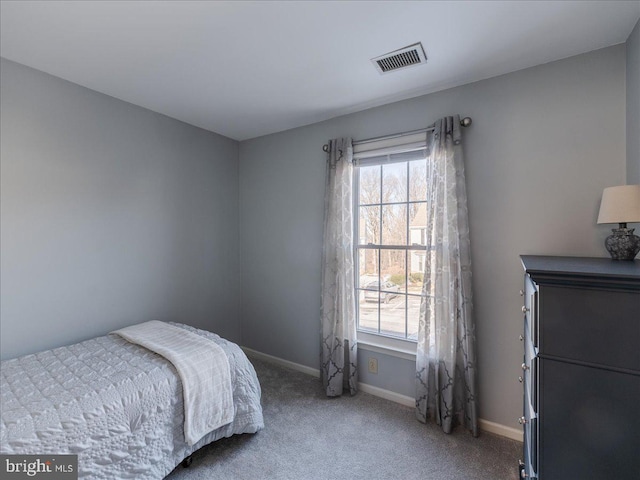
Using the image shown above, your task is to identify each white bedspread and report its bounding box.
[1,322,263,479]
[112,321,234,446]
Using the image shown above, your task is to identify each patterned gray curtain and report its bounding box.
[415,116,478,436]
[320,138,358,397]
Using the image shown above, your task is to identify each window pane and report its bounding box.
[409,159,428,202]
[359,249,379,287]
[379,249,406,294]
[407,295,421,341]
[359,165,380,205]
[407,251,424,341]
[359,206,380,244]
[381,204,407,245]
[408,202,427,246]
[380,296,406,338]
[408,249,425,295]
[382,162,407,203]
[358,291,379,333]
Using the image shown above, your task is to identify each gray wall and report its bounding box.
[628,19,640,184]
[0,58,241,360]
[239,45,627,429]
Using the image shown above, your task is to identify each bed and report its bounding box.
[0,322,264,479]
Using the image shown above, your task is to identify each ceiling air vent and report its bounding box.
[371,43,427,74]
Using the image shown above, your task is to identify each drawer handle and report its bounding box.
[518,460,530,479]
[519,334,524,342]
[519,290,525,297]
[522,306,529,313]
[518,376,523,383]
[518,416,527,425]
[521,363,529,371]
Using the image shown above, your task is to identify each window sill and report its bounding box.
[357,331,417,361]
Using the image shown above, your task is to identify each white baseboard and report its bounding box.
[241,346,320,378]
[241,346,522,442]
[357,384,523,442]
[478,419,523,442]
[357,382,415,407]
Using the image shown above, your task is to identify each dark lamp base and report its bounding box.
[604,227,640,260]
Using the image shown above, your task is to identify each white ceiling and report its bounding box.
[1,1,639,141]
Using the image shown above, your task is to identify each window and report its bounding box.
[354,136,428,344]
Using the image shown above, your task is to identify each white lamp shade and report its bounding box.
[597,185,640,224]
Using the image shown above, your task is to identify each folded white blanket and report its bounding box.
[112,321,234,445]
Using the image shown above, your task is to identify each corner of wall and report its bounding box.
[626,18,640,184]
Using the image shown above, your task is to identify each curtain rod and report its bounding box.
[322,116,472,153]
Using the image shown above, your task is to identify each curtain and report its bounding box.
[321,138,358,397]
[415,116,478,436]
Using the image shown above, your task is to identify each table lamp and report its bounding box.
[597,185,640,260]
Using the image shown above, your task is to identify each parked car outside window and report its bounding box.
[363,280,400,303]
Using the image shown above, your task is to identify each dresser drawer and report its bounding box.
[539,359,640,480]
[524,274,538,348]
[523,333,538,412]
[521,393,538,479]
[539,286,640,371]
[523,416,538,478]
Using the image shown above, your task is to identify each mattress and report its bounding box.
[0,323,264,479]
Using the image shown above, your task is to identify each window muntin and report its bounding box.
[355,148,427,342]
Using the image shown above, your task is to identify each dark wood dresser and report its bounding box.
[518,255,640,480]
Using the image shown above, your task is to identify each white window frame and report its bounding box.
[353,131,430,356]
